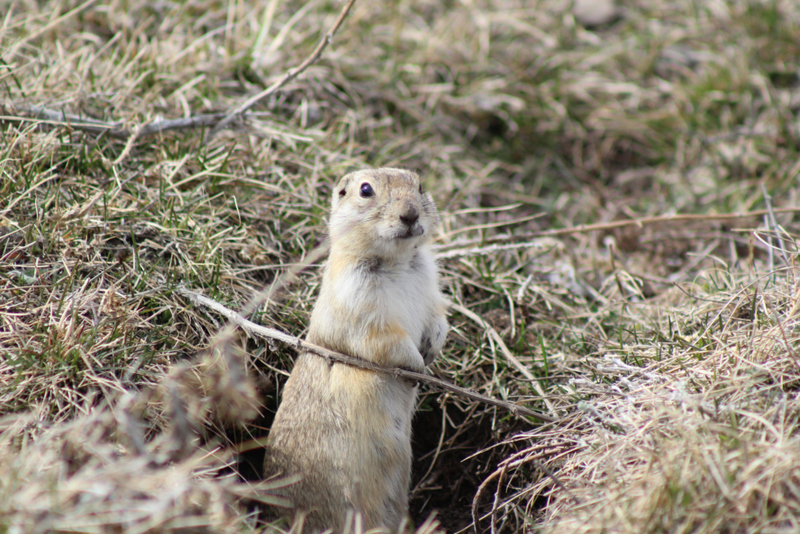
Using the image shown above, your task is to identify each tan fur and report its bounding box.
[264,168,449,533]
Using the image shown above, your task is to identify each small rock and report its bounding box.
[573,0,620,27]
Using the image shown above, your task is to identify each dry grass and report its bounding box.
[2,0,800,532]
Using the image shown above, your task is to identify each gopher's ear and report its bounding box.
[332,176,352,209]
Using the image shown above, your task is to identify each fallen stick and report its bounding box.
[4,105,229,139]
[5,0,358,142]
[435,206,800,257]
[177,287,556,423]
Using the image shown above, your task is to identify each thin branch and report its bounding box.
[3,0,358,143]
[208,0,357,139]
[4,105,230,139]
[434,207,800,255]
[176,287,556,424]
[437,241,546,260]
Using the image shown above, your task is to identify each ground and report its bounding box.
[1,0,800,532]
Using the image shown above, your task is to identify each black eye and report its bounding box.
[418,184,423,194]
[338,188,346,197]
[359,183,374,197]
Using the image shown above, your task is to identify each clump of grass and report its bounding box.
[0,342,279,533]
[521,265,800,533]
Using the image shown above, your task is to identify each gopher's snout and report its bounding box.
[399,203,419,227]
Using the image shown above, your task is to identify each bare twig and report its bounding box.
[208,0,357,139]
[3,105,229,139]
[435,207,800,254]
[2,0,358,143]
[436,241,548,260]
[176,287,556,423]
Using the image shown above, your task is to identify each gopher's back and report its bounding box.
[264,168,448,532]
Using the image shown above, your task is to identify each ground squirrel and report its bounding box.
[264,168,449,532]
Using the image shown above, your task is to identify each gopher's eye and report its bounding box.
[338,188,347,197]
[418,184,423,194]
[359,183,374,198]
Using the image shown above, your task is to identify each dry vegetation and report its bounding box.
[2,0,800,532]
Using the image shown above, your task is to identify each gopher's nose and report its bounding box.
[400,205,419,226]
